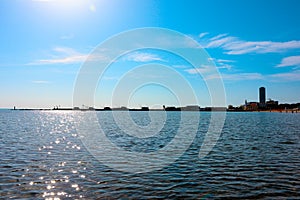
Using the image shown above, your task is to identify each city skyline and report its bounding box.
[10,85,300,111]
[1,0,300,108]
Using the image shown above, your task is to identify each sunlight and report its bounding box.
[32,0,97,14]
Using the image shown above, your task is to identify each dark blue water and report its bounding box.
[0,111,299,199]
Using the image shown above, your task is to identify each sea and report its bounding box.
[0,110,299,199]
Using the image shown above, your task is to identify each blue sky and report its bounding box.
[0,0,300,108]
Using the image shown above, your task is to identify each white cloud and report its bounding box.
[197,72,263,81]
[201,34,300,54]
[198,32,209,38]
[276,56,300,67]
[185,65,214,74]
[208,57,235,63]
[187,68,300,82]
[185,57,234,76]
[209,33,228,41]
[216,59,235,63]
[172,65,189,69]
[126,52,164,62]
[206,36,235,48]
[218,73,263,80]
[185,68,204,74]
[186,66,263,80]
[33,56,86,65]
[207,58,234,71]
[217,65,232,70]
[268,70,300,81]
[28,47,109,65]
[32,80,50,84]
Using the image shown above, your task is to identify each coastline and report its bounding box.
[6,108,299,113]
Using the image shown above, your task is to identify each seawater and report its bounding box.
[0,111,299,199]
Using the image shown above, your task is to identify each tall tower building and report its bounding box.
[259,87,266,106]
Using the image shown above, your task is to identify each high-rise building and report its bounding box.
[259,87,266,106]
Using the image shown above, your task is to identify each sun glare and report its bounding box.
[33,0,97,14]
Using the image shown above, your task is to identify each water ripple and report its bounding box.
[0,111,299,199]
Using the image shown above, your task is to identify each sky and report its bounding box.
[0,0,300,109]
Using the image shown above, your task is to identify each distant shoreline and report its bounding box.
[5,108,299,113]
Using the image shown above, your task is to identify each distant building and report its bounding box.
[259,87,266,107]
[165,106,180,111]
[201,107,226,111]
[200,107,211,111]
[112,107,128,111]
[266,99,278,109]
[181,105,200,111]
[211,107,227,111]
[245,102,259,111]
[141,107,149,111]
[244,99,259,111]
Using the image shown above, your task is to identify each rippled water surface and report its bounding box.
[0,110,299,199]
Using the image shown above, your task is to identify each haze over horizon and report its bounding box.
[1,0,300,109]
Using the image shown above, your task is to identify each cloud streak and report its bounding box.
[198,32,209,38]
[268,70,300,81]
[208,57,234,71]
[201,34,300,55]
[32,80,50,84]
[185,64,218,74]
[276,55,300,68]
[126,52,164,62]
[186,66,300,82]
[28,47,109,65]
[218,73,264,81]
